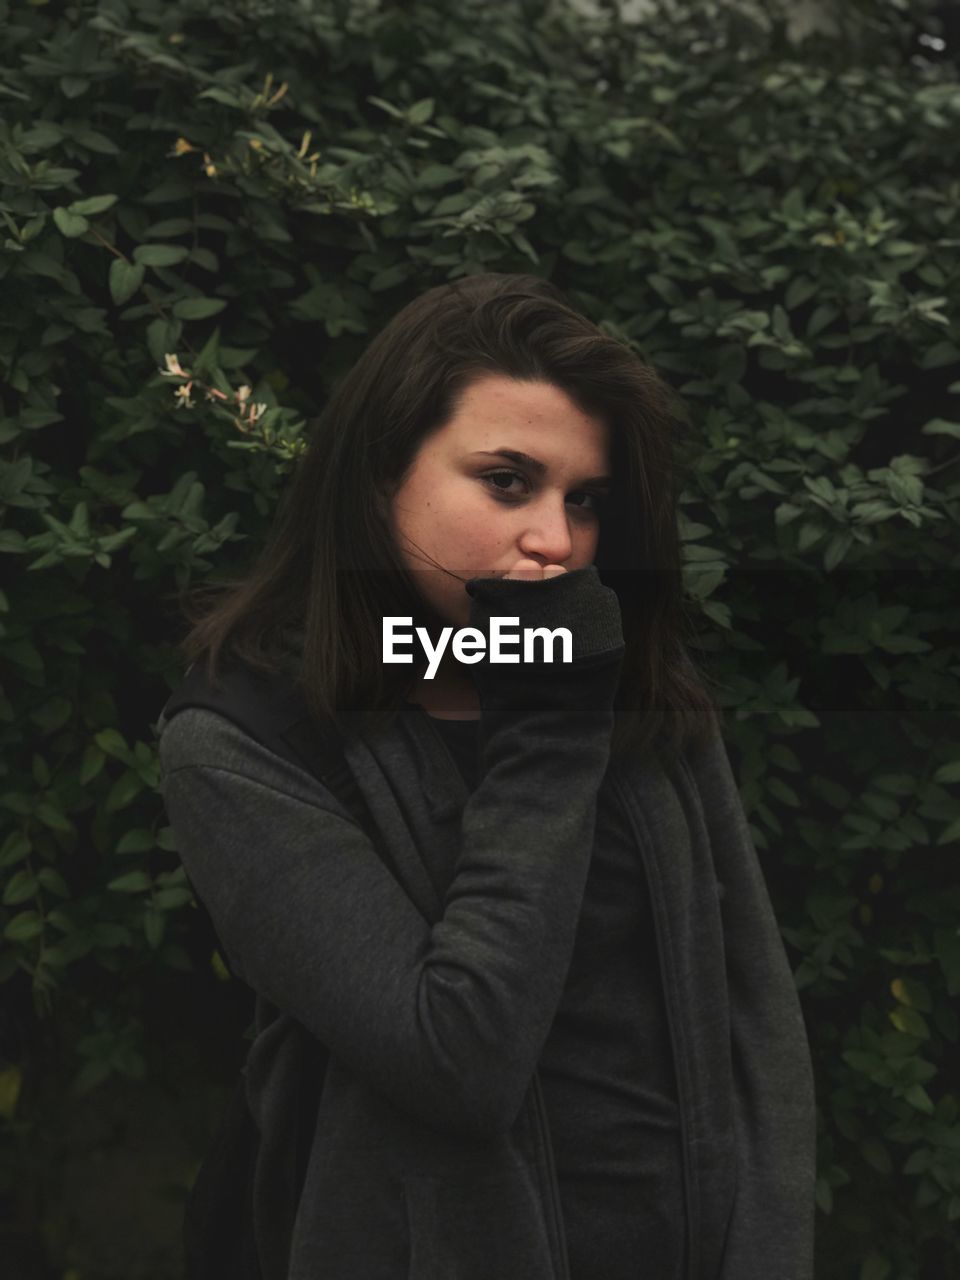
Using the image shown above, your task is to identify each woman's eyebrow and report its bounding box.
[470,448,612,488]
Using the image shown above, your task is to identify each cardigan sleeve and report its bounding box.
[158,566,624,1140]
[694,716,817,1280]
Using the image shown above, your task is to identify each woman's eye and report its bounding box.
[483,469,527,497]
[481,471,604,515]
[569,491,605,514]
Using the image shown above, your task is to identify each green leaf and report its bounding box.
[106,870,153,893]
[120,502,156,521]
[133,244,189,267]
[2,870,38,907]
[920,418,960,440]
[415,164,460,190]
[44,933,94,966]
[70,501,90,536]
[74,1058,112,1093]
[774,502,803,526]
[843,1049,879,1074]
[153,887,193,910]
[69,193,118,216]
[891,977,932,1012]
[109,259,145,306]
[37,868,69,898]
[369,263,415,292]
[196,86,247,108]
[34,801,72,833]
[94,729,134,765]
[218,345,258,369]
[144,904,166,949]
[116,829,156,855]
[146,316,182,366]
[4,911,44,943]
[30,697,72,734]
[784,276,818,310]
[904,1084,935,1114]
[407,97,435,125]
[0,831,30,868]
[144,217,194,237]
[52,207,89,237]
[919,340,960,369]
[824,532,853,571]
[888,1006,930,1038]
[45,909,75,934]
[367,94,406,119]
[98,527,137,553]
[0,530,27,553]
[803,474,837,504]
[191,325,222,376]
[0,793,32,817]
[92,923,131,948]
[172,297,228,320]
[61,76,89,99]
[647,274,684,306]
[105,771,145,813]
[806,304,838,339]
[769,745,801,772]
[79,745,106,784]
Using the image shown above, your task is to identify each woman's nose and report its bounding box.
[517,496,574,564]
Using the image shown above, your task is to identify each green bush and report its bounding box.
[1,0,958,1275]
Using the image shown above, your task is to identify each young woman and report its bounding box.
[157,273,816,1280]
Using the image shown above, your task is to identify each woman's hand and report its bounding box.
[502,559,568,581]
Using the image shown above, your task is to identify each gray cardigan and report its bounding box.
[156,566,816,1280]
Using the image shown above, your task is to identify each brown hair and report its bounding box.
[172,272,723,765]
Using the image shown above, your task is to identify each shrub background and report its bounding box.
[1,1,959,1276]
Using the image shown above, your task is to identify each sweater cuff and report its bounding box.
[465,565,624,664]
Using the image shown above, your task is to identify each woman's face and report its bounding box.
[385,374,612,630]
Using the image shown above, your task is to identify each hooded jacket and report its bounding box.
[155,565,816,1280]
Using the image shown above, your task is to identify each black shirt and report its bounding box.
[429,716,686,1280]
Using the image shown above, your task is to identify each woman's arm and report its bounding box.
[159,566,624,1140]
[687,720,817,1280]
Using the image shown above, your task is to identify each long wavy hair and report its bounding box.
[172,272,723,765]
